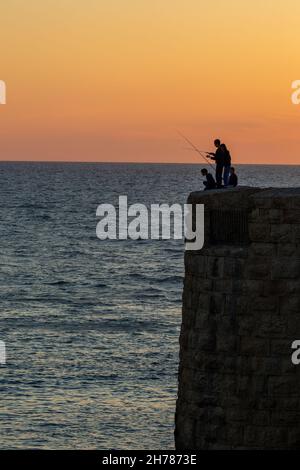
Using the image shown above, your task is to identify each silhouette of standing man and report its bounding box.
[208,139,225,188]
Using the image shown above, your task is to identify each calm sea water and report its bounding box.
[0,163,299,449]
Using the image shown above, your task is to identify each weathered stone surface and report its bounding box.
[175,187,300,450]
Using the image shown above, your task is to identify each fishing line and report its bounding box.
[177,130,215,171]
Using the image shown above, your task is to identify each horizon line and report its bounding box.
[0,160,299,166]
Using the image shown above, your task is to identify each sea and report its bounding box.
[0,162,299,449]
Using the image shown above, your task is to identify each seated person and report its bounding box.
[228,167,238,187]
[201,168,216,190]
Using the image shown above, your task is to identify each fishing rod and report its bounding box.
[177,130,215,171]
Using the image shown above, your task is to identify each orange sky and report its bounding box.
[0,0,299,164]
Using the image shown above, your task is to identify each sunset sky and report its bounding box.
[0,0,299,164]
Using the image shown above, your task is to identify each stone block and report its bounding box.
[271,259,300,279]
[270,224,295,243]
[249,223,270,242]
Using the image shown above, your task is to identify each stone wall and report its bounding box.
[175,187,300,449]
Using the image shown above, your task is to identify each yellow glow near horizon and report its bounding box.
[0,0,300,163]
